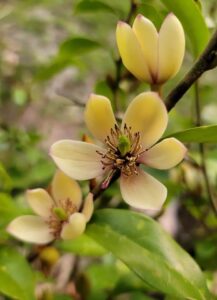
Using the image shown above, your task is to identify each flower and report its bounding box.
[116,13,185,85]
[7,171,93,244]
[50,92,187,210]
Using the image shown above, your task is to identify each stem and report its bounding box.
[194,81,217,214]
[108,0,137,112]
[91,171,120,200]
[151,84,163,97]
[166,27,217,111]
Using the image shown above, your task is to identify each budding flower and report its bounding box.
[7,171,94,244]
[116,13,185,85]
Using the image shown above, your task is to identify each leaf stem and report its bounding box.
[194,81,217,214]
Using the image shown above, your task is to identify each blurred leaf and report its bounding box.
[0,272,26,300]
[36,58,73,81]
[54,294,73,300]
[75,1,117,15]
[124,292,153,300]
[0,246,35,300]
[86,209,211,300]
[12,87,28,106]
[167,125,217,143]
[60,37,101,57]
[0,163,13,191]
[85,259,152,299]
[86,263,121,300]
[0,193,28,241]
[37,37,101,80]
[137,4,164,28]
[195,234,217,270]
[113,270,151,296]
[74,0,130,18]
[57,234,107,256]
[159,0,209,56]
[94,80,113,101]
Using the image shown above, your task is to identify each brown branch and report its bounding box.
[166,27,217,111]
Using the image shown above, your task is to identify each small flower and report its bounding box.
[7,171,93,244]
[116,13,185,85]
[50,92,187,210]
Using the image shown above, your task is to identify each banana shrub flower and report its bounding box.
[116,13,185,85]
[50,92,187,210]
[7,171,93,244]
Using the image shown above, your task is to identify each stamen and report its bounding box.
[97,125,144,177]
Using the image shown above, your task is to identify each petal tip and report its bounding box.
[88,93,96,99]
[136,14,144,20]
[117,20,126,26]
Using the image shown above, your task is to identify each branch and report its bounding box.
[166,28,217,111]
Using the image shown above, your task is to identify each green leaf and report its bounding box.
[0,193,27,240]
[86,209,211,300]
[57,234,107,256]
[167,125,217,143]
[159,0,209,56]
[0,163,13,191]
[0,246,35,300]
[137,3,164,29]
[0,271,26,300]
[60,37,101,57]
[75,1,116,15]
[94,80,113,101]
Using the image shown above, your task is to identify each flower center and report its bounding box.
[47,198,77,238]
[97,124,144,181]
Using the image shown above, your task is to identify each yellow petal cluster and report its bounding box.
[116,13,185,84]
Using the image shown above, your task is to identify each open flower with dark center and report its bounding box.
[50,92,187,210]
[7,171,93,244]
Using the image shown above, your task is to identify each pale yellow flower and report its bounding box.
[116,13,185,84]
[50,92,187,210]
[7,171,93,244]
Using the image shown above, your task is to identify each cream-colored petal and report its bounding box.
[157,13,185,83]
[121,92,168,149]
[84,94,117,143]
[26,189,53,218]
[82,193,94,222]
[139,138,187,169]
[7,215,54,244]
[116,21,151,82]
[120,168,167,210]
[133,14,158,79]
[60,213,86,240]
[50,140,105,180]
[51,170,82,209]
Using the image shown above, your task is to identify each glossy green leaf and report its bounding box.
[159,0,209,56]
[0,271,26,300]
[86,209,211,300]
[57,234,107,256]
[0,247,35,300]
[60,37,101,57]
[167,125,217,143]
